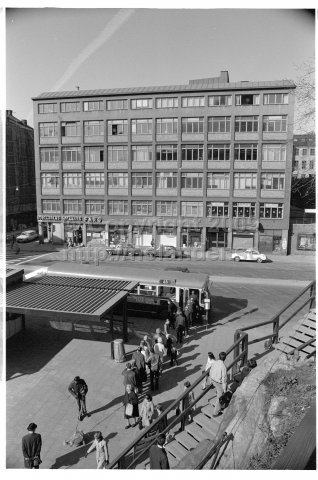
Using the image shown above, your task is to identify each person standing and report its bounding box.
[209,352,228,417]
[155,404,168,433]
[154,337,166,374]
[149,347,161,391]
[175,309,185,344]
[85,431,109,469]
[166,333,178,367]
[122,362,138,393]
[123,385,139,429]
[139,394,155,428]
[201,352,216,390]
[167,299,177,328]
[149,434,170,469]
[22,422,42,469]
[132,346,147,384]
[178,381,195,431]
[68,376,90,420]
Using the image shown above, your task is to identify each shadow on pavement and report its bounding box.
[212,296,248,322]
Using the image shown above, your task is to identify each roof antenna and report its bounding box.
[76,86,80,91]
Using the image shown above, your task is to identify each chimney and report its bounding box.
[6,110,13,116]
[21,119,27,126]
[220,71,229,83]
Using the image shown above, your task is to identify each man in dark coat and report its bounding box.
[175,309,185,344]
[22,423,42,469]
[68,376,90,420]
[121,362,138,392]
[149,434,169,469]
[132,347,147,383]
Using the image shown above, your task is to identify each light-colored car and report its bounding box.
[16,230,39,243]
[105,243,142,256]
[231,249,267,263]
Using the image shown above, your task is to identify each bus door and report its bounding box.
[183,289,189,308]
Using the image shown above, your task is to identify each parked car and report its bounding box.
[105,243,142,256]
[146,245,190,259]
[231,249,267,263]
[16,230,39,243]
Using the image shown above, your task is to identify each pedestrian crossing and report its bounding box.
[2,249,40,266]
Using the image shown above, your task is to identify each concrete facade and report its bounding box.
[293,132,315,178]
[32,71,295,254]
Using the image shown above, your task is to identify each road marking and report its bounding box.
[14,252,54,266]
[209,275,311,287]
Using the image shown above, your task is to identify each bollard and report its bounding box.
[113,338,126,363]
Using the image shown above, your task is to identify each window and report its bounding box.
[132,172,152,188]
[156,144,178,161]
[107,145,128,162]
[156,97,178,108]
[61,122,80,137]
[64,199,82,214]
[309,160,314,169]
[85,200,105,215]
[295,147,300,155]
[131,119,152,135]
[39,122,58,137]
[181,172,203,189]
[41,173,60,188]
[294,161,299,169]
[182,117,204,133]
[84,146,104,163]
[302,160,307,169]
[61,102,80,113]
[208,144,230,161]
[207,202,229,217]
[262,144,286,162]
[84,120,104,136]
[233,202,256,217]
[297,234,316,251]
[181,144,204,161]
[156,172,177,189]
[235,116,259,132]
[108,200,128,215]
[108,172,128,188]
[208,95,232,106]
[40,147,59,164]
[106,99,128,110]
[302,148,308,156]
[264,93,288,105]
[261,173,285,190]
[181,96,205,107]
[234,172,257,189]
[132,201,153,216]
[84,172,104,188]
[38,103,57,114]
[156,118,178,135]
[260,203,283,219]
[181,201,203,217]
[310,148,315,155]
[208,116,231,133]
[207,173,230,189]
[83,101,103,111]
[42,199,60,213]
[235,94,260,106]
[108,120,128,136]
[263,115,287,132]
[132,145,152,162]
[234,144,258,161]
[63,172,82,188]
[156,201,177,216]
[131,98,153,109]
[62,146,81,163]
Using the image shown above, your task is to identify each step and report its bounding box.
[166,451,179,469]
[282,338,316,353]
[296,323,317,336]
[193,413,219,436]
[164,440,188,461]
[291,331,315,344]
[307,312,316,321]
[185,422,213,442]
[201,405,215,418]
[300,318,316,330]
[174,430,199,450]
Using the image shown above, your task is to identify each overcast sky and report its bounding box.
[5,7,315,126]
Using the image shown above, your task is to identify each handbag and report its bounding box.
[33,457,42,467]
[125,403,133,416]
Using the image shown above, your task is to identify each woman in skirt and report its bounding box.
[123,384,139,429]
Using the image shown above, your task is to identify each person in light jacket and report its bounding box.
[140,393,155,428]
[85,431,109,469]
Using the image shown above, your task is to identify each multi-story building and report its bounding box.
[6,110,37,231]
[293,132,315,178]
[32,71,295,254]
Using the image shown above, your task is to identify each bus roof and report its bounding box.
[47,262,210,289]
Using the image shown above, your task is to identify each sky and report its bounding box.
[4,6,316,127]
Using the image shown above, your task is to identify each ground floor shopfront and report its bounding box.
[37,215,289,255]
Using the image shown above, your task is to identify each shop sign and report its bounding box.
[84,217,103,223]
[62,216,83,222]
[37,215,61,221]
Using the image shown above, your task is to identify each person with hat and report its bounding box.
[132,346,147,384]
[68,376,90,421]
[85,431,109,469]
[122,362,139,393]
[22,423,42,469]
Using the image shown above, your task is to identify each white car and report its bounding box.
[16,230,39,243]
[232,249,267,263]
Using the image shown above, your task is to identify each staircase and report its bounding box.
[274,308,316,359]
[164,389,223,468]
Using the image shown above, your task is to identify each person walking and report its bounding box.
[85,431,109,468]
[167,299,177,328]
[184,299,193,333]
[154,337,166,374]
[166,333,178,367]
[201,352,216,390]
[155,404,168,433]
[163,318,170,336]
[132,346,147,384]
[175,309,185,344]
[178,381,195,431]
[149,347,161,391]
[149,434,170,469]
[139,393,155,428]
[68,376,90,420]
[209,352,228,417]
[22,422,42,469]
[122,362,138,393]
[153,327,166,346]
[10,234,16,249]
[123,385,139,429]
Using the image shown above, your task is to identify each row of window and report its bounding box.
[293,160,315,170]
[38,93,289,114]
[41,172,286,191]
[42,199,283,219]
[40,143,288,164]
[295,147,315,156]
[39,115,288,137]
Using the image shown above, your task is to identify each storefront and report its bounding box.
[109,224,129,246]
[157,226,177,247]
[86,224,106,245]
[259,229,283,254]
[132,226,152,247]
[181,227,202,248]
[64,222,84,245]
[206,228,228,249]
[232,230,255,250]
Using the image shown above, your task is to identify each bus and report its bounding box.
[46,262,212,320]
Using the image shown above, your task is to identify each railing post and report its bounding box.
[232,330,241,377]
[309,283,315,310]
[273,315,280,344]
[241,333,248,367]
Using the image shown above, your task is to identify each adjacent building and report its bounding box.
[32,71,295,254]
[293,132,315,178]
[6,110,37,231]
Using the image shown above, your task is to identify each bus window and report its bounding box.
[159,286,176,299]
[139,285,156,296]
[190,289,199,303]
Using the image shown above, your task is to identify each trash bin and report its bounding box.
[113,338,126,363]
